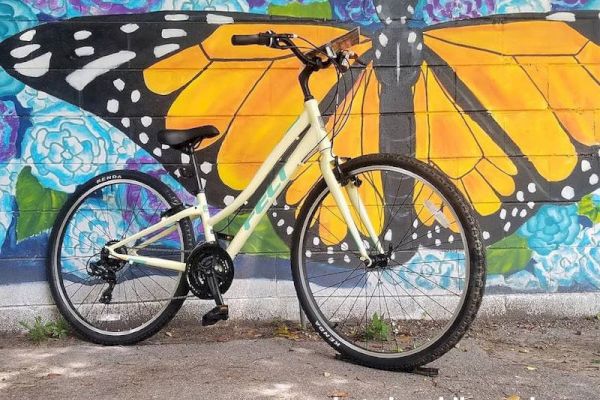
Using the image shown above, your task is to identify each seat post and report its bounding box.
[188,143,205,194]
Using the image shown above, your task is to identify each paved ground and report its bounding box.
[0,317,599,400]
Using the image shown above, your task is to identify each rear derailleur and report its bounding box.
[87,240,127,304]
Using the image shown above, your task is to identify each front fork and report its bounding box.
[319,154,384,266]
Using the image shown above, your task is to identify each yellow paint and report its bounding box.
[143,46,209,95]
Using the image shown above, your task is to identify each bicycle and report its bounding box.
[47,28,486,371]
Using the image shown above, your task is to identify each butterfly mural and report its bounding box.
[0,0,599,291]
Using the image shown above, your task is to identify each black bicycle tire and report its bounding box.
[47,170,195,345]
[291,153,486,370]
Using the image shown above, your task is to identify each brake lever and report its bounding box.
[348,51,368,67]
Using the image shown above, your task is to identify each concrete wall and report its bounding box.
[0,0,599,330]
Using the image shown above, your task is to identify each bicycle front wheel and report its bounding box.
[47,170,195,345]
[291,154,485,370]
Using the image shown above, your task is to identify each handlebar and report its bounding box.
[230,30,367,72]
[231,33,273,46]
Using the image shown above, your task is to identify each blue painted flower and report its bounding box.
[22,103,136,192]
[423,0,495,24]
[532,248,581,291]
[0,68,24,98]
[386,249,465,293]
[518,204,580,256]
[331,0,379,25]
[27,0,68,18]
[0,100,18,161]
[495,0,551,14]
[0,0,37,41]
[0,161,21,251]
[551,0,600,10]
[68,0,163,15]
[576,228,600,289]
[61,197,127,276]
[580,245,600,289]
[16,86,56,113]
[162,0,249,11]
[504,270,542,291]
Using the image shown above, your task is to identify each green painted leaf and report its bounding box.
[578,194,600,224]
[215,213,289,257]
[487,234,532,275]
[268,1,332,19]
[15,167,68,241]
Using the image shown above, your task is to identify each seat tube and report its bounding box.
[304,100,371,264]
[197,192,215,242]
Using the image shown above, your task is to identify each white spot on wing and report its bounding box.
[14,52,51,78]
[121,117,130,128]
[154,44,180,58]
[200,162,212,174]
[10,44,40,59]
[162,29,187,39]
[153,147,162,157]
[74,30,91,40]
[581,159,591,172]
[106,99,119,113]
[384,229,392,241]
[546,12,575,21]
[561,186,574,200]
[131,90,141,103]
[20,30,36,42]
[206,14,234,24]
[141,116,152,127]
[165,14,189,21]
[113,79,125,91]
[590,174,599,185]
[181,153,190,164]
[407,31,416,43]
[527,183,536,193]
[120,24,139,34]
[223,195,234,206]
[378,33,388,47]
[66,51,136,91]
[75,46,94,57]
[516,190,524,202]
[139,132,149,144]
[482,231,490,240]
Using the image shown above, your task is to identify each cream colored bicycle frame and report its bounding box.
[106,99,384,272]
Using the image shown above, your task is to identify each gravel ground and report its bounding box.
[0,316,599,400]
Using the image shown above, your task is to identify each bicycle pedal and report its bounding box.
[201,305,229,326]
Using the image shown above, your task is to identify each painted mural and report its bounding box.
[0,0,599,296]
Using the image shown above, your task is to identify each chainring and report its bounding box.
[186,242,234,300]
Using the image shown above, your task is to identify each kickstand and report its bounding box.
[334,354,439,376]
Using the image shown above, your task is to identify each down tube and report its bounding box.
[226,127,321,258]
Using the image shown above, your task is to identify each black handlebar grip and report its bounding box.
[231,34,271,46]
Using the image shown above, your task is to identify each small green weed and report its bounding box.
[364,312,390,341]
[19,316,69,343]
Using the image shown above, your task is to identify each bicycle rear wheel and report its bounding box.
[291,154,485,370]
[47,170,195,345]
